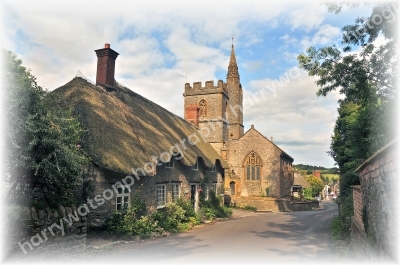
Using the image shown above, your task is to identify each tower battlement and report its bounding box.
[184,80,227,94]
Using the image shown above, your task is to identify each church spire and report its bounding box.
[227,38,240,81]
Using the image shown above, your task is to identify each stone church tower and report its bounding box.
[225,44,244,140]
[182,44,243,155]
[183,43,294,198]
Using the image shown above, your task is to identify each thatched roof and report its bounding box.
[293,173,311,188]
[49,77,227,175]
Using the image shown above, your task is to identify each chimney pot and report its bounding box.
[105,43,110,48]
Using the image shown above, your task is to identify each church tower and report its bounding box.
[226,43,244,140]
[183,42,244,157]
[183,80,229,157]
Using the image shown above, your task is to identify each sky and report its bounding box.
[1,0,374,168]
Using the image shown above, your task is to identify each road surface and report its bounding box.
[87,200,338,264]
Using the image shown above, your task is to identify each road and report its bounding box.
[87,200,338,264]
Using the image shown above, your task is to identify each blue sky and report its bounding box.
[2,0,375,167]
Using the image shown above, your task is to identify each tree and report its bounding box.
[3,50,89,206]
[297,3,397,241]
[297,2,397,172]
[306,175,325,197]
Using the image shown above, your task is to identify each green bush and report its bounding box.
[202,191,232,218]
[243,205,257,211]
[103,211,126,233]
[102,196,156,235]
[176,197,196,222]
[152,203,185,232]
[338,193,354,238]
[203,207,216,220]
[125,215,161,237]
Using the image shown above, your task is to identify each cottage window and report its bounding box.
[244,152,262,181]
[166,158,174,168]
[192,158,198,170]
[199,100,207,117]
[116,185,130,210]
[171,183,180,203]
[157,184,166,208]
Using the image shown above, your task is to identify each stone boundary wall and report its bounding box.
[352,139,397,261]
[6,205,87,258]
[228,196,314,212]
[352,185,363,230]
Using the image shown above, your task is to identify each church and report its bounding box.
[183,44,294,199]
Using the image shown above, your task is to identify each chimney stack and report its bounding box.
[95,43,119,86]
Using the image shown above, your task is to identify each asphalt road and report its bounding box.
[88,200,339,264]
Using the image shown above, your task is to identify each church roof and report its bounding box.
[242,125,294,162]
[48,77,227,175]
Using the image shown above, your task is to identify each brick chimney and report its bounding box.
[185,104,199,126]
[95,43,119,86]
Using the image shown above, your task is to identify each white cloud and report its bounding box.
[287,3,327,31]
[244,68,338,166]
[311,24,341,46]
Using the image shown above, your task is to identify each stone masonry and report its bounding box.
[183,44,294,199]
[352,139,397,260]
[6,204,87,258]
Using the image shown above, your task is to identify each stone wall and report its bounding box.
[183,85,229,144]
[85,158,224,227]
[229,196,313,212]
[352,139,397,260]
[352,185,363,230]
[226,126,293,198]
[6,204,87,258]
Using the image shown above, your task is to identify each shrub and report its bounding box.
[203,191,232,218]
[152,203,185,232]
[125,215,161,237]
[176,197,196,222]
[243,205,257,211]
[338,193,354,238]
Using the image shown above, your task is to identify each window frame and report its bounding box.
[166,158,174,168]
[192,158,198,171]
[156,184,166,209]
[244,152,262,181]
[116,184,130,210]
[171,183,180,203]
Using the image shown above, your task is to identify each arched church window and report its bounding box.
[244,152,262,181]
[199,100,207,117]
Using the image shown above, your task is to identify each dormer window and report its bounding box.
[166,158,174,168]
[192,158,198,170]
[211,165,215,172]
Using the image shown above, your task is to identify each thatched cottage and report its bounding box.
[50,44,226,226]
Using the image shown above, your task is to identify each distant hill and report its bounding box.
[293,164,339,174]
